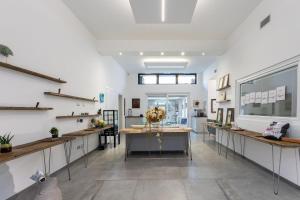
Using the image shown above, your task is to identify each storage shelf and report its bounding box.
[0,62,66,83]
[0,106,53,111]
[216,85,231,91]
[56,114,100,119]
[44,92,97,102]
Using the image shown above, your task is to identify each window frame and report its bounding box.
[138,73,197,85]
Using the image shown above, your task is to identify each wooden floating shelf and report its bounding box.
[56,114,100,119]
[0,106,53,111]
[44,92,98,102]
[0,137,75,164]
[216,85,231,91]
[0,62,66,83]
[216,100,231,103]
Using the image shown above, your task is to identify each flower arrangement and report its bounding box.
[94,119,106,128]
[145,106,166,124]
[0,133,14,153]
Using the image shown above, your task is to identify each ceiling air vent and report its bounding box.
[260,15,271,29]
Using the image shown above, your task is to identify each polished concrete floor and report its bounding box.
[54,133,300,200]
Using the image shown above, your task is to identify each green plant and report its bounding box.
[50,127,59,138]
[0,133,14,144]
[0,44,14,57]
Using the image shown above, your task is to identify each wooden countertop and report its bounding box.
[208,122,300,148]
[120,127,192,134]
[62,125,113,137]
[0,137,75,164]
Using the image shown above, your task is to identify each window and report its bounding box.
[159,75,176,84]
[178,74,196,84]
[138,73,197,85]
[138,74,157,84]
[238,63,298,117]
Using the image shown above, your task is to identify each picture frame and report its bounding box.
[218,77,224,89]
[218,91,226,101]
[216,108,224,125]
[211,99,216,113]
[222,74,230,88]
[225,108,235,126]
[193,100,200,108]
[132,98,140,109]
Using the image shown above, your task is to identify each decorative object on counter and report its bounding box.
[50,127,59,138]
[145,107,166,151]
[0,44,13,63]
[132,98,140,109]
[263,122,290,140]
[128,108,132,116]
[95,119,106,128]
[58,88,61,94]
[0,133,14,153]
[211,99,217,113]
[99,93,105,103]
[72,112,74,116]
[97,108,102,115]
[225,108,234,127]
[216,108,223,126]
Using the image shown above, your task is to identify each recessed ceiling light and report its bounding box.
[201,52,206,56]
[161,52,164,56]
[161,0,165,22]
[140,52,144,56]
[119,52,123,56]
[181,52,185,56]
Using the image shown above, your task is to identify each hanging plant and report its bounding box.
[0,44,14,63]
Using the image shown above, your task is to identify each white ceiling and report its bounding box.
[63,0,263,73]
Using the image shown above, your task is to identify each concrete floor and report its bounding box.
[13,133,300,200]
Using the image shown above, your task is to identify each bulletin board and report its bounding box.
[238,63,298,117]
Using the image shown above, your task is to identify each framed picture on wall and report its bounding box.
[132,98,140,109]
[223,74,230,88]
[211,99,217,113]
[218,77,224,89]
[218,91,226,101]
[225,108,234,126]
[216,108,223,125]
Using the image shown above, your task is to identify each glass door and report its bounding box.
[147,94,188,126]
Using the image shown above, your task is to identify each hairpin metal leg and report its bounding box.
[219,129,224,156]
[48,147,52,175]
[42,150,47,176]
[242,136,246,157]
[226,131,230,159]
[189,132,192,160]
[232,132,236,154]
[81,137,87,168]
[272,145,282,195]
[124,135,128,161]
[63,141,72,181]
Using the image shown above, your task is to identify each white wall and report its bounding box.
[0,0,126,199]
[124,73,207,124]
[204,0,300,186]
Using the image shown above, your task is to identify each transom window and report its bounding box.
[138,73,197,85]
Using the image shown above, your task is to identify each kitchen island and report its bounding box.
[120,127,192,160]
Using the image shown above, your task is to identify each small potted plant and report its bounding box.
[95,120,106,128]
[0,133,14,153]
[49,127,59,138]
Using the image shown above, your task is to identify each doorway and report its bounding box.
[147,94,188,125]
[118,94,123,129]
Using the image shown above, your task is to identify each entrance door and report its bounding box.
[147,94,188,125]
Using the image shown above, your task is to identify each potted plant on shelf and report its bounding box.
[0,44,14,63]
[0,133,14,153]
[49,127,59,139]
[95,119,106,128]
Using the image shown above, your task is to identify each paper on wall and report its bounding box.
[255,92,262,104]
[249,92,256,103]
[268,90,276,103]
[241,96,245,106]
[245,94,250,104]
[262,92,268,104]
[276,86,286,101]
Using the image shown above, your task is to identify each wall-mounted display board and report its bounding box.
[237,58,298,117]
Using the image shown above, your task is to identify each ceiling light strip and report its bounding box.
[161,0,165,22]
